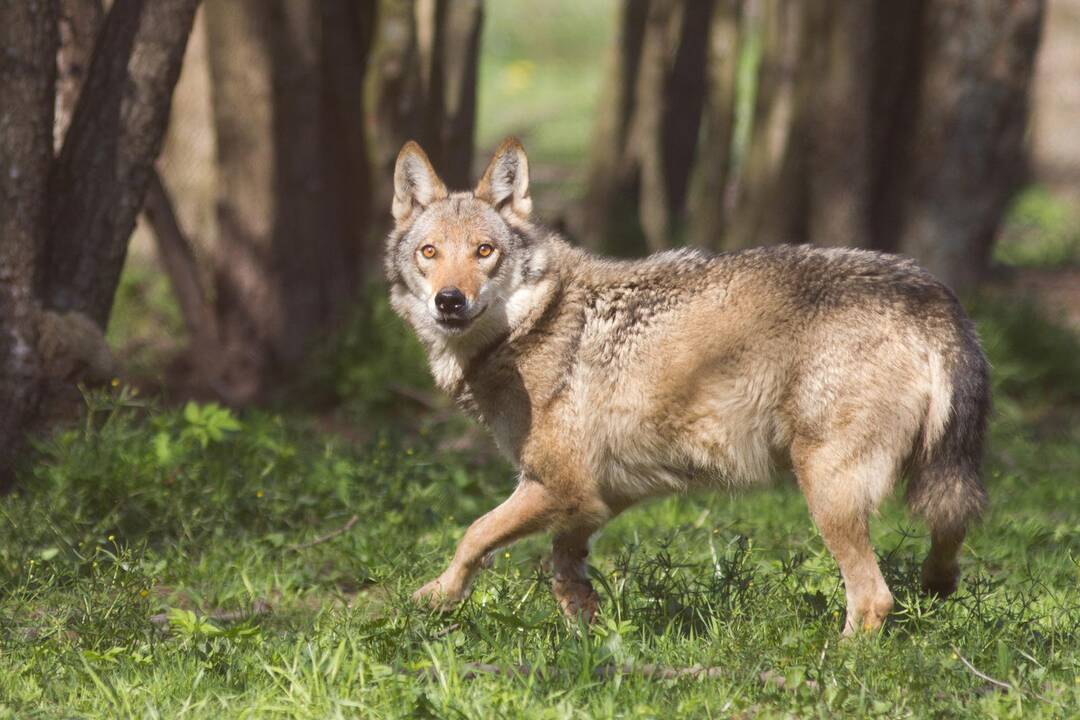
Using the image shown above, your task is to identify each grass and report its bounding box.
[996,187,1080,268]
[2,293,1080,719]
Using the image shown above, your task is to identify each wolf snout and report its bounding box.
[435,287,468,315]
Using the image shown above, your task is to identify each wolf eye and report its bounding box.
[420,245,436,259]
[477,243,494,258]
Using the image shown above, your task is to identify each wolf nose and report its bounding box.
[435,287,467,314]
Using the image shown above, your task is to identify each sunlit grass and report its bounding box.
[3,294,1079,718]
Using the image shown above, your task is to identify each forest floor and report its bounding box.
[2,291,1079,719]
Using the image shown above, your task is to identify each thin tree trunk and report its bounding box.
[897,0,1045,293]
[631,0,680,252]
[581,0,650,254]
[726,0,804,248]
[142,172,220,365]
[688,0,742,249]
[372,0,483,194]
[0,0,57,489]
[799,0,873,248]
[433,0,482,188]
[585,0,713,253]
[44,0,201,326]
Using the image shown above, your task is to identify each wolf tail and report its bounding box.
[907,319,991,594]
[909,322,991,533]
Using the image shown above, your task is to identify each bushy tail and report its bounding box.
[907,324,991,536]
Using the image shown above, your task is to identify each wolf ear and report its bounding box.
[393,141,448,223]
[475,138,532,219]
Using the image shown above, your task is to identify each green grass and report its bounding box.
[997,186,1080,268]
[3,294,1080,718]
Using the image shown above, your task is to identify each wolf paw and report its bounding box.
[411,576,466,612]
[554,578,600,623]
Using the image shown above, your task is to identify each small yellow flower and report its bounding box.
[139,589,149,598]
[256,490,265,498]
[111,378,120,388]
[504,552,511,559]
[108,534,115,542]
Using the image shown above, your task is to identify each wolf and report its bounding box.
[386,138,990,635]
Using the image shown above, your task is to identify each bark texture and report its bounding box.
[897,0,1045,292]
[44,0,201,326]
[0,0,57,487]
[205,0,376,401]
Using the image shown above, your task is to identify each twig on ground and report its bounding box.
[951,647,1054,704]
[952,646,1015,693]
[289,514,360,551]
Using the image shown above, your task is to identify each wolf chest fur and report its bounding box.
[386,138,990,635]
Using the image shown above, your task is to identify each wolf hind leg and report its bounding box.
[552,524,602,621]
[793,440,896,635]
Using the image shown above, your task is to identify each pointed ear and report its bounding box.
[393,141,448,223]
[475,138,532,219]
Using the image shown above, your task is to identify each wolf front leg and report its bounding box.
[412,480,561,609]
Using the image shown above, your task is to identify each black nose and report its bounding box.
[435,287,467,314]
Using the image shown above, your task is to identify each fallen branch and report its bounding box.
[289,514,360,551]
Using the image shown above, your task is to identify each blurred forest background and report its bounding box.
[3,0,1078,474]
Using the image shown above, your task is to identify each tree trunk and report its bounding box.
[581,0,650,254]
[43,0,201,326]
[204,0,376,402]
[687,0,742,249]
[0,0,57,488]
[725,0,804,248]
[897,0,1045,293]
[867,0,926,255]
[584,0,714,253]
[371,0,483,202]
[799,0,874,248]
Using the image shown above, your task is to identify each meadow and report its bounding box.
[1,292,1079,719]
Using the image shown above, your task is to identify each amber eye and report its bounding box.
[420,245,436,259]
[477,243,494,258]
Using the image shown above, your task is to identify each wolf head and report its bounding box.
[385,138,552,342]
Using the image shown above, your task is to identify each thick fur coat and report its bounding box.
[387,139,990,634]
